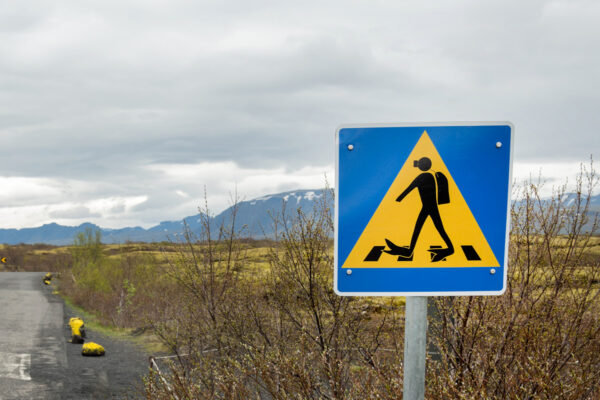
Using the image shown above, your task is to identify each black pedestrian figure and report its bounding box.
[384,157,454,262]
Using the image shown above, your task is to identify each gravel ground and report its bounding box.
[0,273,151,400]
[41,284,150,399]
[61,305,149,399]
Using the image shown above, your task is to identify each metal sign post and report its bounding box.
[403,297,428,400]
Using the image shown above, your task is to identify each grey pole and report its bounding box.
[403,296,428,400]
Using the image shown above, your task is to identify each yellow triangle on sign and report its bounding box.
[342,131,500,269]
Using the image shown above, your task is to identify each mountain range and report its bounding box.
[0,189,597,246]
[0,189,333,245]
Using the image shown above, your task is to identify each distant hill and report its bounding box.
[563,192,600,213]
[0,189,596,245]
[519,192,600,233]
[0,189,333,245]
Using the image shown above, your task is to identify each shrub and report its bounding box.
[428,162,600,399]
[144,190,403,399]
[60,228,164,328]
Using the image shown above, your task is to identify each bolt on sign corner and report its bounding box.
[334,122,513,296]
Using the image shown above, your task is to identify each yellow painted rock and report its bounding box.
[82,342,105,356]
[43,273,52,285]
[69,317,86,343]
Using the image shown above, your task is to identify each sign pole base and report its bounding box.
[403,296,428,400]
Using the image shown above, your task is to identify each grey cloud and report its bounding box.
[0,0,597,228]
[48,206,100,219]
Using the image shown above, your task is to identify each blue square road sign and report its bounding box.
[334,122,513,296]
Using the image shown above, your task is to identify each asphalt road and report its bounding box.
[0,272,149,399]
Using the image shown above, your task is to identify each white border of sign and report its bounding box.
[334,121,514,296]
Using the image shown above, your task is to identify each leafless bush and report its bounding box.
[428,161,600,400]
[0,243,72,272]
[2,244,30,271]
[57,228,164,328]
[144,190,403,399]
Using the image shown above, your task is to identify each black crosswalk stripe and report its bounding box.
[461,245,481,261]
[364,246,385,261]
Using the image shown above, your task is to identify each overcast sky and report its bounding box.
[0,0,598,229]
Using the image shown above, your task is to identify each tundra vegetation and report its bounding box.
[1,163,599,399]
